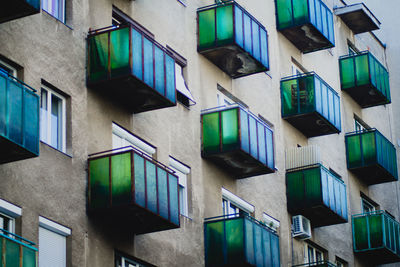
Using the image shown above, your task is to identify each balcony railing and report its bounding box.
[339,51,390,108]
[0,71,39,164]
[197,1,269,78]
[0,0,40,24]
[286,164,348,227]
[292,261,337,267]
[353,211,400,264]
[0,228,37,267]
[87,25,176,113]
[88,147,180,234]
[201,104,275,178]
[334,3,380,34]
[345,129,398,185]
[275,0,335,53]
[204,214,280,267]
[281,72,341,137]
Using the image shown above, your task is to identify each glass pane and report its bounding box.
[146,161,157,213]
[355,54,369,86]
[111,152,132,206]
[165,54,176,103]
[168,174,179,225]
[216,5,234,45]
[154,46,165,96]
[266,129,274,169]
[205,221,224,266]
[361,132,376,165]
[276,0,293,29]
[298,75,315,114]
[143,38,154,88]
[221,109,238,151]
[50,94,62,150]
[131,28,143,80]
[157,169,169,220]
[234,6,244,48]
[0,74,7,136]
[110,27,130,78]
[304,167,322,205]
[134,153,146,207]
[5,238,20,267]
[354,216,369,250]
[281,79,298,116]
[22,246,36,267]
[89,157,110,209]
[293,0,308,24]
[249,116,258,159]
[260,29,269,68]
[89,33,109,82]
[369,214,383,248]
[252,21,260,61]
[346,134,362,168]
[244,218,255,265]
[8,81,23,144]
[262,229,272,267]
[340,57,355,89]
[202,112,220,154]
[198,9,216,49]
[24,91,39,154]
[257,122,266,164]
[240,109,249,153]
[287,171,305,210]
[243,13,252,54]
[225,218,245,264]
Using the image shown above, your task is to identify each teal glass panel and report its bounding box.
[276,0,293,29]
[244,218,255,265]
[205,221,224,266]
[252,21,260,61]
[341,183,348,219]
[202,112,220,154]
[134,153,146,208]
[240,109,249,153]
[311,0,334,45]
[327,11,334,43]
[143,38,154,88]
[298,75,314,114]
[23,90,39,154]
[361,132,376,165]
[340,57,355,89]
[235,6,244,48]
[216,5,234,45]
[266,129,274,169]
[304,167,322,205]
[355,54,369,86]
[225,218,245,264]
[334,95,340,130]
[5,238,19,267]
[334,178,341,215]
[165,54,176,103]
[293,0,308,25]
[168,174,179,225]
[369,214,383,248]
[110,27,130,78]
[221,108,239,151]
[131,28,143,80]
[146,161,157,213]
[287,171,305,210]
[22,246,36,267]
[354,216,369,250]
[328,89,334,124]
[321,82,328,119]
[111,152,132,207]
[88,33,109,82]
[321,168,329,207]
[257,123,266,165]
[260,29,269,68]
[198,9,216,49]
[369,54,377,88]
[154,46,165,96]
[315,0,322,31]
[262,227,272,267]
[89,157,110,209]
[321,8,328,39]
[249,116,258,159]
[346,134,362,168]
[315,76,322,114]
[254,224,263,266]
[157,168,169,220]
[0,74,6,136]
[309,0,316,25]
[243,13,252,54]
[271,234,280,267]
[8,80,23,145]
[281,79,298,116]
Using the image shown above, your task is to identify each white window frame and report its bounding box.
[222,188,254,217]
[217,91,234,107]
[112,123,156,157]
[355,119,366,132]
[292,64,302,76]
[0,59,17,77]
[0,199,21,234]
[169,157,190,217]
[40,86,67,153]
[361,197,376,213]
[116,255,149,267]
[305,244,324,264]
[42,0,66,22]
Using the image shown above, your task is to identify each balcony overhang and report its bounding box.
[0,0,40,24]
[334,3,380,34]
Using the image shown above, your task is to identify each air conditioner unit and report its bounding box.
[292,215,311,240]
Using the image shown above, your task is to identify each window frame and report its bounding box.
[115,252,156,267]
[0,59,17,77]
[305,244,324,264]
[221,188,254,217]
[169,157,190,217]
[361,197,376,213]
[0,198,22,235]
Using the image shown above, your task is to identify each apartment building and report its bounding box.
[0,0,398,266]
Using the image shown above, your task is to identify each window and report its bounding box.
[305,244,324,264]
[217,91,234,107]
[355,120,366,132]
[175,63,195,108]
[40,86,66,152]
[222,188,254,217]
[292,64,302,75]
[169,157,190,217]
[112,123,156,157]
[361,197,376,213]
[38,216,71,267]
[347,41,359,55]
[0,59,17,77]
[42,0,65,22]
[336,257,347,267]
[0,199,21,235]
[115,253,155,267]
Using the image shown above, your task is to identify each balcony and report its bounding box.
[292,261,337,267]
[0,0,40,24]
[204,214,280,267]
[0,71,39,164]
[87,25,176,113]
[345,129,398,185]
[197,1,269,78]
[339,51,390,108]
[286,164,348,227]
[201,104,275,178]
[88,147,180,234]
[0,228,37,267]
[353,211,400,264]
[334,3,380,34]
[275,0,335,53]
[281,72,341,137]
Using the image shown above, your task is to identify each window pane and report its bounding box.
[51,94,62,150]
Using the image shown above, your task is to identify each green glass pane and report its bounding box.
[369,214,383,248]
[276,0,293,29]
[293,0,308,25]
[355,54,369,86]
[216,5,234,45]
[304,167,322,205]
[354,216,369,250]
[5,238,20,267]
[384,70,390,101]
[89,157,110,209]
[226,218,245,264]
[202,112,220,154]
[134,153,145,207]
[205,221,224,266]
[299,75,315,113]
[340,57,355,89]
[0,236,3,267]
[111,152,132,206]
[287,171,305,210]
[221,109,238,151]
[281,79,298,116]
[110,27,130,78]
[198,9,216,49]
[346,135,362,168]
[89,33,109,82]
[361,132,376,165]
[22,247,36,267]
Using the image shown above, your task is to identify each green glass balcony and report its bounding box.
[0,228,37,267]
[204,215,280,267]
[345,129,398,185]
[339,51,390,108]
[353,211,400,264]
[0,0,40,24]
[197,2,269,78]
[286,164,348,227]
[334,3,380,34]
[0,71,39,164]
[201,104,275,178]
[87,25,176,113]
[275,0,335,53]
[281,72,341,137]
[292,261,337,267]
[88,147,180,234]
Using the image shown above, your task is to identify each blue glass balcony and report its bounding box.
[0,0,40,24]
[0,228,37,267]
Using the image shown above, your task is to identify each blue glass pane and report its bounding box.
[254,224,263,266]
[168,174,179,225]
[257,123,266,164]
[243,13,252,54]
[249,116,258,159]
[252,21,260,61]
[240,109,249,153]
[321,82,328,119]
[235,6,244,48]
[321,168,329,206]
[334,94,340,130]
[262,229,272,266]
[309,0,316,25]
[341,183,347,219]
[260,29,269,68]
[131,28,143,80]
[315,76,322,114]
[0,74,7,136]
[321,7,328,39]
[315,0,322,31]
[328,174,335,211]
[266,129,274,169]
[8,81,22,145]
[143,38,154,88]
[328,89,334,124]
[146,161,157,213]
[24,91,39,154]
[244,219,255,265]
[165,54,176,103]
[154,46,165,96]
[327,11,334,43]
[134,153,146,207]
[271,234,280,267]
[334,178,341,215]
[158,169,169,220]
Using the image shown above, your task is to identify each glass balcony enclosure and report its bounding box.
[204,214,280,267]
[275,0,335,53]
[197,1,269,78]
[286,164,348,227]
[334,3,380,34]
[0,228,37,267]
[345,129,398,185]
[339,51,390,108]
[0,0,40,24]
[281,72,341,137]
[0,71,39,164]
[88,147,180,234]
[87,25,176,113]
[353,211,400,264]
[201,104,275,178]
[292,261,337,267]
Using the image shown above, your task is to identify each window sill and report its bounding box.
[40,141,72,158]
[42,10,73,30]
